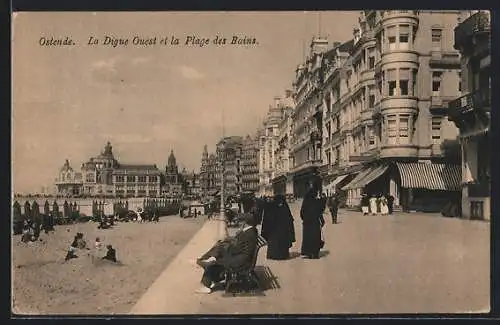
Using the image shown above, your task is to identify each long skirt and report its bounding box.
[267,231,292,260]
[301,222,322,257]
[380,203,389,215]
[370,201,378,215]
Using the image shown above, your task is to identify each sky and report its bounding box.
[12,11,359,194]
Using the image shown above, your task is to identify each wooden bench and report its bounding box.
[224,235,267,294]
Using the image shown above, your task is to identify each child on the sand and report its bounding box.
[65,246,78,261]
[102,245,117,262]
[94,237,102,251]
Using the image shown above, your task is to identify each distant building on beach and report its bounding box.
[56,142,161,198]
[54,159,83,196]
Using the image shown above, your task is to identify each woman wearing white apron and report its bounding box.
[369,195,378,215]
[380,195,389,215]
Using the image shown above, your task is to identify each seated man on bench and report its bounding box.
[195,213,258,294]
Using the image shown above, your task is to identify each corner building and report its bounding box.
[317,10,464,212]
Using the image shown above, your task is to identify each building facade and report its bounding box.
[181,169,202,197]
[216,136,243,197]
[447,10,491,220]
[272,91,295,195]
[258,97,283,196]
[289,37,331,198]
[200,145,218,197]
[77,142,161,197]
[319,10,464,211]
[241,135,260,193]
[55,159,83,196]
[162,150,184,196]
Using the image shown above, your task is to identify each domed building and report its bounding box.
[55,159,83,196]
[59,142,161,198]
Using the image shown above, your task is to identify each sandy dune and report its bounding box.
[12,216,205,315]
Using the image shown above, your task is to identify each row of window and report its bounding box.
[114,175,159,183]
[323,115,443,157]
[325,70,459,131]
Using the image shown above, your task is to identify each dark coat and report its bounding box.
[300,190,324,256]
[262,200,296,260]
[24,201,31,219]
[222,226,258,270]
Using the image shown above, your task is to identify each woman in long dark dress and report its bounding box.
[261,194,296,260]
[300,184,325,259]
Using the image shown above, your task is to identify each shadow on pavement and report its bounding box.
[319,250,330,258]
[255,265,280,290]
[289,251,301,260]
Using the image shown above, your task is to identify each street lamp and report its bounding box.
[217,140,228,241]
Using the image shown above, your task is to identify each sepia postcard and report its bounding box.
[12,10,491,316]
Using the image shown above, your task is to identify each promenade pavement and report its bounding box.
[130,203,490,315]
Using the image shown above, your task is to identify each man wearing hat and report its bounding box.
[194,213,258,294]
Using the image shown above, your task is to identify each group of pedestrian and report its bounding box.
[193,179,333,294]
[360,193,394,216]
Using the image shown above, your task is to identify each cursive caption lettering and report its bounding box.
[37,34,259,48]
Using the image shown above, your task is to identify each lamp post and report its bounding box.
[217,141,228,241]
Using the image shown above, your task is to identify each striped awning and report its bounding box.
[357,165,389,188]
[396,162,461,191]
[341,168,374,191]
[331,174,350,188]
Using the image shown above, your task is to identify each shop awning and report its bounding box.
[341,168,374,191]
[396,162,461,191]
[331,174,350,188]
[358,165,390,188]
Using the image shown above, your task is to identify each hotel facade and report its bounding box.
[262,11,468,213]
[55,142,203,198]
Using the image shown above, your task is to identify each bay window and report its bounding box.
[387,69,397,96]
[387,26,397,51]
[399,68,410,96]
[399,115,410,144]
[399,25,410,50]
[369,86,376,108]
[368,47,376,69]
[387,115,397,144]
[368,126,376,148]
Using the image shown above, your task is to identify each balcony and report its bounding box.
[429,51,461,68]
[448,88,491,116]
[291,159,323,174]
[430,96,457,114]
[467,180,490,198]
[454,11,490,51]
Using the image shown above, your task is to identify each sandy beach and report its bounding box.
[12,216,206,315]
